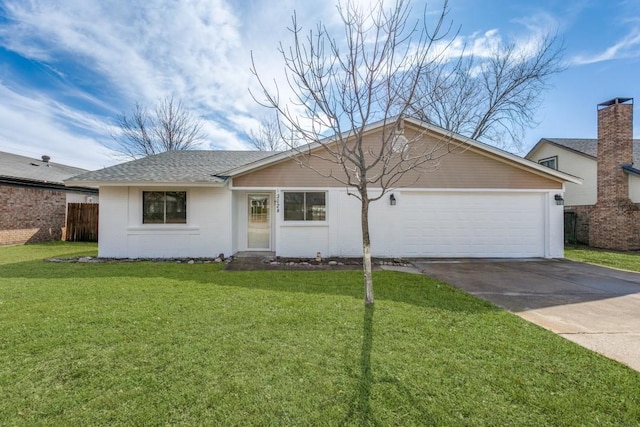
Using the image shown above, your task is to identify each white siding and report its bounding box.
[528,144,596,206]
[99,186,232,258]
[630,174,640,203]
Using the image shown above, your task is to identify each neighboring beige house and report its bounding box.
[67,117,578,260]
[526,98,640,250]
[0,151,98,245]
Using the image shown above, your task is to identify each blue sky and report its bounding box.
[0,0,639,170]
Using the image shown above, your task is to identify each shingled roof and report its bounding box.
[0,151,89,188]
[66,150,279,185]
[540,138,640,165]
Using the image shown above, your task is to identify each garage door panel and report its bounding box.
[401,192,544,257]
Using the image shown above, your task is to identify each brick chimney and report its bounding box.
[589,97,640,250]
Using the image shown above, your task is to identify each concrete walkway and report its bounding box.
[412,259,640,372]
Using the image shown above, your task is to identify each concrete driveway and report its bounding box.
[413,259,640,372]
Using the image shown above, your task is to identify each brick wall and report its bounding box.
[0,185,67,245]
[595,100,633,205]
[589,99,640,250]
[589,200,640,250]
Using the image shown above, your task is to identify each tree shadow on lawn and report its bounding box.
[346,304,377,426]
[342,305,438,426]
[0,259,498,314]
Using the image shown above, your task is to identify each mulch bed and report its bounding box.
[44,255,412,271]
[224,257,414,271]
[224,257,367,271]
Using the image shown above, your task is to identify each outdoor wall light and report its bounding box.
[390,193,397,206]
[554,194,564,205]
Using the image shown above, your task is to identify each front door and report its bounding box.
[247,194,271,250]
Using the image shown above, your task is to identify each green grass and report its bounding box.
[1,243,639,426]
[566,246,640,272]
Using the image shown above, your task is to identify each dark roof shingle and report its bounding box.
[0,151,88,185]
[65,150,278,184]
[543,138,640,165]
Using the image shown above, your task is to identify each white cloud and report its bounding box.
[570,29,640,65]
[0,0,572,168]
[200,120,248,151]
[0,83,118,170]
[427,29,502,64]
[0,0,247,105]
[511,11,560,36]
[0,0,293,163]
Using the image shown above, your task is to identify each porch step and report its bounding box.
[233,251,276,259]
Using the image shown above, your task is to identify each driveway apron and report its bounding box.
[413,259,640,372]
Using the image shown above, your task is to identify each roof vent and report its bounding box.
[41,155,51,163]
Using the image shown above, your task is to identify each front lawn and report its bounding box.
[1,243,639,426]
[565,246,640,272]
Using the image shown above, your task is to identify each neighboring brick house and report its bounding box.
[0,151,98,245]
[526,98,640,250]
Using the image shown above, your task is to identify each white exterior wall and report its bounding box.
[546,192,565,258]
[98,186,232,258]
[98,187,128,257]
[98,184,563,259]
[243,187,564,259]
[66,192,98,204]
[528,144,596,206]
[267,189,395,258]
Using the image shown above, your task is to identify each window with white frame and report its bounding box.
[143,191,187,224]
[283,191,326,221]
[538,156,558,170]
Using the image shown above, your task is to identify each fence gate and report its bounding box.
[66,203,99,242]
[564,211,577,244]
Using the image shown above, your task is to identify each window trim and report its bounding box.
[142,190,188,225]
[282,191,327,222]
[538,156,558,170]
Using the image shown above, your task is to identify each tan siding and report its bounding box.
[233,125,562,190]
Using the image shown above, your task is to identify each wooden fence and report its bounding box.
[66,203,99,242]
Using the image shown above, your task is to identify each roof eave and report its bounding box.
[527,138,597,161]
[622,164,640,176]
[1,176,97,192]
[64,179,228,188]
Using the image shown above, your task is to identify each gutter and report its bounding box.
[0,176,98,194]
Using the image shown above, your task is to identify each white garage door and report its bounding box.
[400,192,545,257]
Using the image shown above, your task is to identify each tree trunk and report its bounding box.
[361,196,374,306]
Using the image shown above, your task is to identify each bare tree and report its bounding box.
[409,35,564,151]
[110,96,206,159]
[252,0,460,306]
[245,116,286,151]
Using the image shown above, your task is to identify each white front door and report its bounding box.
[247,194,271,250]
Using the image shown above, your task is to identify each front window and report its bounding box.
[283,191,326,221]
[143,191,187,224]
[538,156,558,170]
